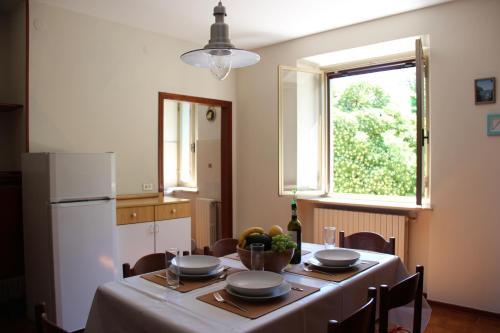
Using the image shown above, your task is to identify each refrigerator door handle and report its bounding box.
[149,224,155,234]
[51,199,116,208]
[155,225,160,234]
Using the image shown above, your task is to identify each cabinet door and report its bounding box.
[154,217,191,254]
[117,222,155,269]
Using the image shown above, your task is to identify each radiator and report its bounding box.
[313,208,409,264]
[194,198,221,248]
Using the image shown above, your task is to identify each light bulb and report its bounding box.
[208,53,232,80]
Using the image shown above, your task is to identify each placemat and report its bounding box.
[224,249,311,261]
[284,260,378,282]
[141,267,244,293]
[197,282,319,319]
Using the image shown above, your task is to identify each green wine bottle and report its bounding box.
[287,200,302,264]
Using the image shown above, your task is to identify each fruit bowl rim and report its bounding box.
[236,245,294,254]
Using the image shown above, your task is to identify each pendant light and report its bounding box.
[180,1,260,80]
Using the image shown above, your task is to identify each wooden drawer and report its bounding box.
[117,206,154,225]
[155,202,191,221]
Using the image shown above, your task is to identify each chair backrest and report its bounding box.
[328,287,377,333]
[123,251,191,277]
[339,231,396,255]
[208,238,238,257]
[35,303,68,333]
[379,265,424,333]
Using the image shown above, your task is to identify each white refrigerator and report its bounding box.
[22,152,118,331]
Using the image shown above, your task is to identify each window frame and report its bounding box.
[176,102,197,188]
[278,65,327,196]
[326,58,418,198]
[278,38,430,207]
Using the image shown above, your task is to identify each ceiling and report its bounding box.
[36,0,453,49]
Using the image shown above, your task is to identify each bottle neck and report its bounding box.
[291,205,297,219]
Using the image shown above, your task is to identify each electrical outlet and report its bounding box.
[142,183,153,191]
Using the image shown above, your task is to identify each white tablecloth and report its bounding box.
[86,243,430,333]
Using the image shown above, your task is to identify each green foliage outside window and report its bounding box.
[332,82,417,196]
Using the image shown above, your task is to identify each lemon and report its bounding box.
[268,225,283,238]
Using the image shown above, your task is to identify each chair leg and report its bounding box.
[339,231,345,248]
[379,285,390,333]
[414,265,424,333]
[34,303,45,333]
[122,263,132,278]
[389,237,396,255]
[367,287,377,333]
[327,319,340,333]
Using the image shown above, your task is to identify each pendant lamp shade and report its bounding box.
[180,1,260,80]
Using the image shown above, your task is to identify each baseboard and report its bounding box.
[428,300,500,319]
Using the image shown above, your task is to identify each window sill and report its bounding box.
[165,187,199,194]
[300,194,432,215]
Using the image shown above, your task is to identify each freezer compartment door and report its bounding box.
[51,199,118,331]
[49,153,116,202]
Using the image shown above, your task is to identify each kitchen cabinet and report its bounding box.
[117,221,155,269]
[116,195,191,268]
[155,217,190,255]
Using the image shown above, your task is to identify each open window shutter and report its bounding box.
[416,38,430,205]
[279,66,326,196]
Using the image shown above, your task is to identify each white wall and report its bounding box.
[29,2,237,195]
[196,104,221,201]
[236,0,500,312]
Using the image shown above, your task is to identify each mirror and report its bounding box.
[158,93,232,250]
[163,99,221,200]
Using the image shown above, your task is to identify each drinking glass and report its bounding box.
[250,243,265,271]
[165,248,180,289]
[323,226,336,249]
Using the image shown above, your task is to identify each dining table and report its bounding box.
[85,242,431,333]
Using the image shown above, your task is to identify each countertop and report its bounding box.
[116,194,190,208]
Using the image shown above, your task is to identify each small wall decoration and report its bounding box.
[206,108,216,121]
[487,114,500,136]
[475,77,496,105]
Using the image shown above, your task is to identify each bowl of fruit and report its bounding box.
[237,225,297,273]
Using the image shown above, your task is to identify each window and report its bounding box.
[164,100,197,190]
[279,38,429,206]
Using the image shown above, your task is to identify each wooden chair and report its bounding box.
[379,265,424,333]
[35,303,69,333]
[328,287,377,333]
[339,231,396,255]
[203,238,238,257]
[122,251,189,278]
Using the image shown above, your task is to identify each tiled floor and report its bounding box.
[2,303,500,332]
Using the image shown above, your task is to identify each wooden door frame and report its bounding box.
[158,92,233,239]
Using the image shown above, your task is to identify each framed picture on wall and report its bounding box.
[487,114,500,136]
[475,77,496,105]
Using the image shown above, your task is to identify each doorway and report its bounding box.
[158,92,232,245]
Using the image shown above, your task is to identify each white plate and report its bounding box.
[313,248,360,267]
[307,257,360,271]
[226,271,284,296]
[225,282,291,301]
[171,255,221,274]
[169,264,224,278]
